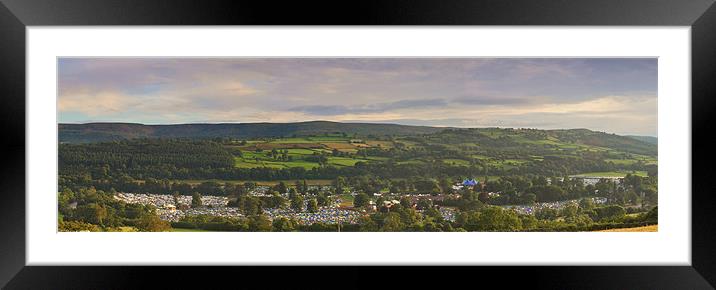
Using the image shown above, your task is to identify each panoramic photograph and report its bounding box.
[57,58,658,232]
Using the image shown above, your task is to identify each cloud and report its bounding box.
[59,90,140,116]
[58,58,657,135]
[291,99,448,115]
[336,94,657,135]
[452,95,538,106]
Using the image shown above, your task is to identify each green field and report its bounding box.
[224,133,657,175]
[605,159,638,165]
[229,137,388,169]
[572,170,648,178]
[335,194,355,207]
[234,156,320,170]
[285,148,318,155]
[328,157,364,166]
[397,160,425,165]
[443,159,471,166]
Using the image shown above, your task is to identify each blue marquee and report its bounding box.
[462,179,479,186]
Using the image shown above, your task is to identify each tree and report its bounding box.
[316,192,329,206]
[290,194,305,212]
[295,180,304,194]
[333,177,346,194]
[249,214,273,232]
[579,198,595,211]
[136,214,171,232]
[459,190,485,211]
[381,212,404,231]
[172,191,181,206]
[414,179,440,194]
[528,185,566,202]
[191,192,203,208]
[353,193,370,208]
[438,178,454,194]
[272,217,296,232]
[232,183,247,197]
[519,215,538,230]
[561,204,578,218]
[241,196,262,216]
[75,203,108,225]
[400,196,412,208]
[270,192,287,209]
[535,208,558,220]
[478,191,490,203]
[532,176,548,186]
[274,182,288,194]
[58,220,101,232]
[565,214,593,227]
[623,190,639,205]
[643,206,658,222]
[422,216,441,232]
[521,193,537,205]
[474,207,522,231]
[307,198,319,213]
[357,215,379,231]
[416,198,433,210]
[643,188,658,206]
[594,205,626,221]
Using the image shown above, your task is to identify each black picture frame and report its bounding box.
[1,0,715,288]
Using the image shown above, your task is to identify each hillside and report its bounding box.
[58,121,656,156]
[58,121,445,143]
[59,122,656,156]
[627,135,658,145]
[59,122,657,183]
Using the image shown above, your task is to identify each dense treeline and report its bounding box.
[59,139,234,177]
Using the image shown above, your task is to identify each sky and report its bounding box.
[58,58,658,136]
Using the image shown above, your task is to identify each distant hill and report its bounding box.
[59,121,657,157]
[627,135,658,145]
[58,121,445,143]
[429,127,657,156]
[546,129,657,156]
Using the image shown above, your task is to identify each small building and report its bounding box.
[382,200,401,208]
[367,200,377,211]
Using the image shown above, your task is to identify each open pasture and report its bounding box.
[443,159,471,166]
[328,157,364,167]
[573,170,648,178]
[227,136,394,170]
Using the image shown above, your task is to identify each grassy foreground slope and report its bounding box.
[597,225,658,232]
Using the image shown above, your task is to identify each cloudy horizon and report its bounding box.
[58,58,658,136]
